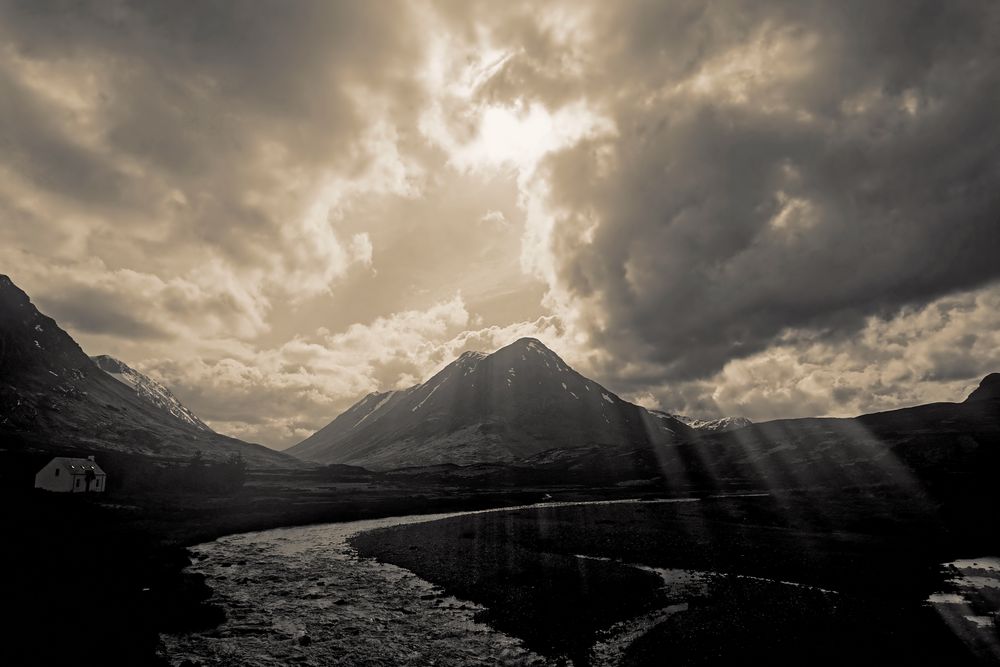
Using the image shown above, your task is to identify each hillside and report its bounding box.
[0,275,297,468]
[289,338,691,468]
[92,354,213,432]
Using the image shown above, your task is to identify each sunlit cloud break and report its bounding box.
[1,0,998,448]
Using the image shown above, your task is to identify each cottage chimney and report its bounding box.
[87,455,95,461]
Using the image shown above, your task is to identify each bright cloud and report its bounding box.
[2,0,998,449]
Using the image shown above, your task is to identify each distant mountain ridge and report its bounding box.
[0,274,296,467]
[369,375,1000,493]
[290,331,1000,494]
[653,411,752,432]
[91,355,212,432]
[289,338,691,469]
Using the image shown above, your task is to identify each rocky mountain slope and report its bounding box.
[289,338,691,468]
[645,378,1000,494]
[652,411,752,432]
[91,354,212,432]
[0,275,296,467]
[370,376,1000,497]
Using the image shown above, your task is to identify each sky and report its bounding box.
[2,0,999,449]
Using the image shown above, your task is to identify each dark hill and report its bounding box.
[965,373,1000,403]
[289,338,690,469]
[0,274,297,468]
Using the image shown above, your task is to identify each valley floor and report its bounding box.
[353,491,1000,665]
[3,460,999,665]
[0,466,649,666]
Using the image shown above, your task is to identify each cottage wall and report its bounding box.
[33,460,74,493]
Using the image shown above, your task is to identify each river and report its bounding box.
[158,498,702,666]
[163,494,973,666]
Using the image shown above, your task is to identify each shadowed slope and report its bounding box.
[91,354,213,432]
[290,338,691,468]
[0,275,298,468]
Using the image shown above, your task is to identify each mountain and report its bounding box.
[289,338,691,469]
[652,411,752,432]
[374,376,1000,496]
[965,373,1000,403]
[0,275,296,467]
[644,378,1000,494]
[91,355,212,432]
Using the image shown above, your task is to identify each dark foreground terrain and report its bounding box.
[4,444,999,665]
[0,451,651,666]
[353,490,1000,665]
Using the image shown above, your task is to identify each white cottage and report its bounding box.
[34,456,107,493]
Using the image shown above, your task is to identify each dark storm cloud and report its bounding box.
[0,66,135,208]
[0,0,421,268]
[4,0,999,441]
[490,0,1000,384]
[41,286,167,340]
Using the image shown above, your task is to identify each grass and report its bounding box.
[352,491,997,665]
[0,462,654,666]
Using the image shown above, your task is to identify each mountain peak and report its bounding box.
[965,373,1000,402]
[512,336,543,346]
[0,274,33,311]
[0,274,93,379]
[0,273,37,311]
[494,336,561,360]
[508,337,547,351]
[290,335,685,468]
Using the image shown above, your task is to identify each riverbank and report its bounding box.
[6,459,997,665]
[161,510,560,666]
[0,468,663,666]
[353,490,998,665]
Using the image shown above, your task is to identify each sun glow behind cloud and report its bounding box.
[418,24,611,176]
[409,25,617,372]
[451,101,609,173]
[3,0,999,450]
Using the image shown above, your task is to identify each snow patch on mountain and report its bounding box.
[354,391,397,429]
[650,410,752,432]
[411,380,444,412]
[91,355,213,432]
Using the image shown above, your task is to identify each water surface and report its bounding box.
[164,495,865,666]
[160,498,697,666]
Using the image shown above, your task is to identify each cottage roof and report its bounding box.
[49,457,107,476]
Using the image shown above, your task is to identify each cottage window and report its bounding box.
[55,468,60,477]
[75,479,80,488]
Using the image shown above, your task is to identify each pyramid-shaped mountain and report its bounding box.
[289,338,690,469]
[0,275,295,467]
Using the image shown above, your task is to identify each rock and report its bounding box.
[298,634,312,646]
